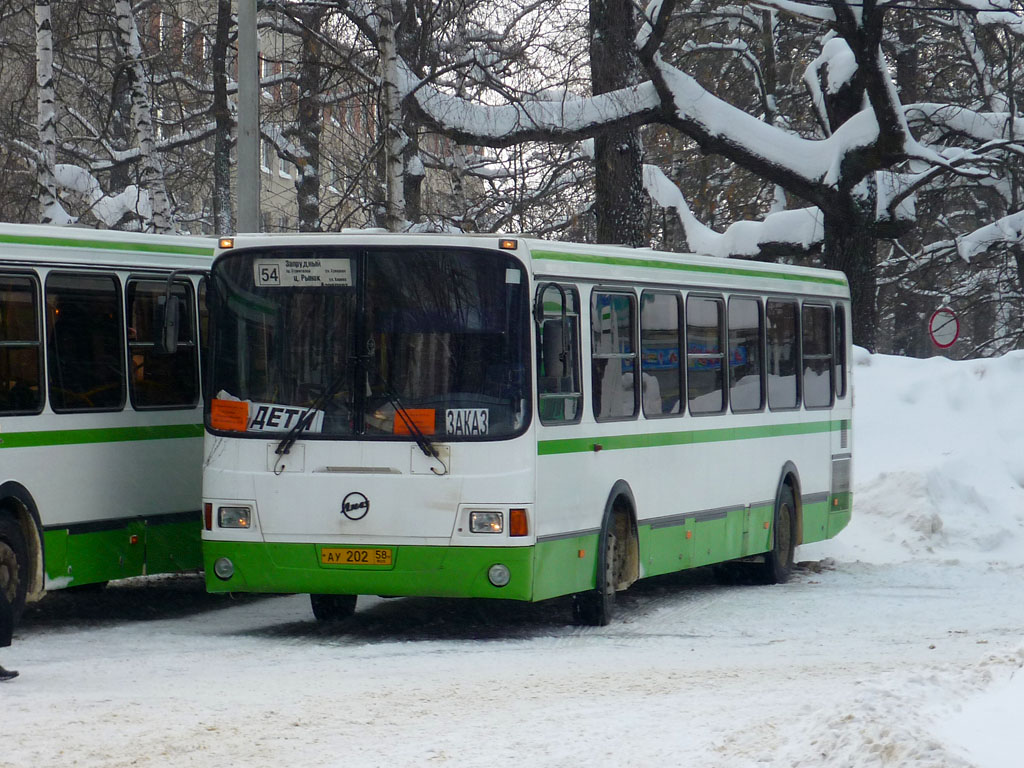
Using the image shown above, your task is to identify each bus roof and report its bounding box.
[0,222,215,271]
[215,231,850,298]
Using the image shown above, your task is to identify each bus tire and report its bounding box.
[0,514,29,622]
[759,484,796,584]
[572,527,617,626]
[310,593,357,622]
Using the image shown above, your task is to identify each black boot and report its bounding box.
[0,665,18,681]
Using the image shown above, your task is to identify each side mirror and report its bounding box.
[534,282,567,325]
[154,295,179,355]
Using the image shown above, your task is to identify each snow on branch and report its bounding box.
[642,164,823,257]
[956,210,1024,261]
[398,58,663,146]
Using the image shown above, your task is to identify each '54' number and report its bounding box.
[256,263,280,285]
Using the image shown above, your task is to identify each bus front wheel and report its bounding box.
[0,514,28,622]
[759,485,796,584]
[310,593,357,622]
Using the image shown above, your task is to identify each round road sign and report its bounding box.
[928,308,959,348]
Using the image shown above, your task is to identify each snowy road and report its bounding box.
[2,555,1022,768]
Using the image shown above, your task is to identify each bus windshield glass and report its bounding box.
[208,245,530,441]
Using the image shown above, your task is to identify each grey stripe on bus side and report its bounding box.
[648,505,743,530]
[802,492,830,505]
[536,528,601,543]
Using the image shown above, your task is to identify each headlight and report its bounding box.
[470,511,503,533]
[213,557,234,580]
[488,564,511,587]
[218,506,252,528]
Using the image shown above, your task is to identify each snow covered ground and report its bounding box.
[3,349,1023,768]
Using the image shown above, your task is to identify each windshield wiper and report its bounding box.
[377,379,440,460]
[275,372,348,456]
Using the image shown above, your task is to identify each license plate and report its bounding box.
[321,547,393,566]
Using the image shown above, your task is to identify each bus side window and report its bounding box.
[126,279,199,409]
[0,274,44,414]
[728,296,764,413]
[46,272,125,412]
[592,291,638,422]
[536,284,582,424]
[835,304,847,399]
[686,295,726,414]
[766,298,800,410]
[802,303,834,409]
[640,291,682,417]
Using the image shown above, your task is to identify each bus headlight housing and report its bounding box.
[470,511,503,533]
[218,505,252,528]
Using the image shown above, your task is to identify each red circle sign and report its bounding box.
[928,308,959,348]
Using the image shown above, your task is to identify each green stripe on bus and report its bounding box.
[538,419,843,456]
[0,423,203,449]
[0,232,214,258]
[531,250,848,287]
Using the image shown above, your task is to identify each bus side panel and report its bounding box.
[45,520,146,584]
[637,522,693,578]
[45,516,201,586]
[531,533,599,602]
[692,511,746,568]
[746,502,774,555]
[145,514,203,574]
[12,422,203,587]
[799,497,831,545]
[532,449,601,601]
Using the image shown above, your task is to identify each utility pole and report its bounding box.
[236,0,260,232]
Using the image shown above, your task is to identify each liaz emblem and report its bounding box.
[341,492,370,520]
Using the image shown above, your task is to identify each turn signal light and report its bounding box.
[204,502,213,531]
[218,237,235,249]
[509,508,528,537]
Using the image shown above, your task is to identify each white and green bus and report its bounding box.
[202,233,852,625]
[0,223,215,621]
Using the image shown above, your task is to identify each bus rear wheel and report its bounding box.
[759,485,796,584]
[310,593,357,622]
[572,528,617,626]
[0,515,28,622]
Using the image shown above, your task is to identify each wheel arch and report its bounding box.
[774,462,803,545]
[601,480,640,590]
[0,480,46,603]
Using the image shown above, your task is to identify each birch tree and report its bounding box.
[112,0,172,232]
[34,0,66,224]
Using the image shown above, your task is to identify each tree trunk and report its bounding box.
[401,121,424,225]
[380,0,406,232]
[823,210,878,351]
[211,0,233,234]
[589,0,645,247]
[113,0,172,233]
[294,13,323,232]
[35,0,65,224]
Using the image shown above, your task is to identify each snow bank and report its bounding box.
[932,653,1024,768]
[801,347,1024,565]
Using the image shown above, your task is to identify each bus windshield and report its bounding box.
[208,245,530,441]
